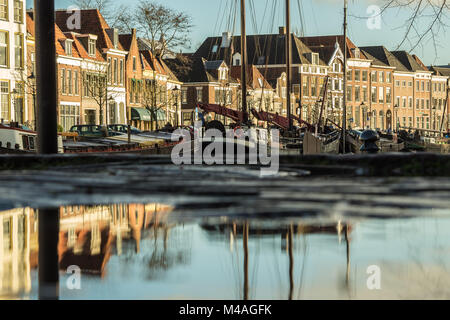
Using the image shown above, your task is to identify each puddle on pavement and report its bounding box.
[2,203,450,300]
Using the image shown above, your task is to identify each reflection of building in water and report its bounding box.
[0,203,176,297]
[0,208,33,298]
[57,203,174,277]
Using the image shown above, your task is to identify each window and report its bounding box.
[14,33,23,68]
[386,72,392,83]
[346,70,352,81]
[355,86,360,102]
[311,77,317,96]
[312,53,319,65]
[426,99,430,109]
[88,39,96,56]
[65,40,72,56]
[379,71,384,83]
[14,0,23,23]
[61,69,66,94]
[409,97,412,108]
[421,99,424,109]
[421,81,424,91]
[371,71,377,82]
[68,69,72,94]
[0,31,8,67]
[378,87,384,103]
[416,98,419,109]
[426,82,430,91]
[408,81,412,87]
[196,88,202,102]
[371,87,377,103]
[119,60,124,85]
[362,87,368,102]
[113,59,118,84]
[302,76,309,96]
[74,71,79,95]
[0,80,8,120]
[347,85,352,102]
[396,96,400,107]
[402,97,406,108]
[0,0,7,20]
[132,56,137,71]
[395,80,400,87]
[416,81,420,91]
[362,71,368,82]
[402,81,406,87]
[59,105,80,132]
[355,70,360,82]
[386,87,391,103]
[108,58,112,84]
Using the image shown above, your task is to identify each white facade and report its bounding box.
[0,0,27,124]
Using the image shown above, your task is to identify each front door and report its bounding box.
[85,110,96,125]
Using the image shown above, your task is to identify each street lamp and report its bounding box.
[173,87,180,127]
[393,104,399,132]
[360,102,366,129]
[28,73,37,130]
[11,88,20,125]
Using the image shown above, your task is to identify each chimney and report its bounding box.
[132,28,137,37]
[221,31,231,48]
[279,27,286,35]
[107,28,118,49]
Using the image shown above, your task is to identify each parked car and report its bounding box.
[108,124,142,135]
[69,125,121,138]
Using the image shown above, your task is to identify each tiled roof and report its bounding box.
[230,65,273,90]
[430,66,450,77]
[140,50,166,75]
[391,50,429,72]
[55,9,125,52]
[359,46,407,71]
[118,34,133,52]
[300,35,366,62]
[194,34,326,67]
[26,12,34,38]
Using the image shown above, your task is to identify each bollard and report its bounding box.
[360,130,380,154]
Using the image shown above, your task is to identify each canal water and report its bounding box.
[2,203,450,300]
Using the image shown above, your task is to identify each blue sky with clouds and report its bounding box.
[27,0,450,66]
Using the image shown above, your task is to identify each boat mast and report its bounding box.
[241,0,249,123]
[342,0,348,153]
[286,0,292,131]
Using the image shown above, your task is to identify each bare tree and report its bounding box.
[82,64,120,126]
[73,0,114,22]
[359,0,450,59]
[115,0,193,58]
[141,79,166,130]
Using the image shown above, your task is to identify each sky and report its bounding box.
[27,0,450,66]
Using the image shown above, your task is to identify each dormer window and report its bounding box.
[88,39,96,56]
[212,45,218,53]
[219,68,228,81]
[65,39,73,56]
[312,53,319,65]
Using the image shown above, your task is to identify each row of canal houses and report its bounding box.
[0,2,448,132]
[188,29,450,132]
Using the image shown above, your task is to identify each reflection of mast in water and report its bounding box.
[344,224,351,297]
[243,222,249,301]
[288,224,294,300]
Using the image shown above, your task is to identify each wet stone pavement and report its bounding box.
[0,153,450,299]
